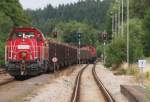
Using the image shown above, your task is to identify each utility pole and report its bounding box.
[118,0,121,35]
[127,0,129,66]
[114,13,118,36]
[114,13,116,37]
[121,0,124,36]
[112,13,115,39]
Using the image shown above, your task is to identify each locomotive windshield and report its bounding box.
[11,32,35,39]
[8,28,45,41]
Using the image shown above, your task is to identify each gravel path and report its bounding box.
[0,65,81,102]
[80,64,106,102]
[0,74,51,102]
[0,68,12,83]
[95,63,137,102]
[0,73,12,82]
[24,65,85,102]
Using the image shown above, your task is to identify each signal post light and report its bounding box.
[101,31,108,64]
[101,31,108,42]
[77,28,82,65]
[53,31,58,38]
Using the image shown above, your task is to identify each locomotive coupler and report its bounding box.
[20,60,26,75]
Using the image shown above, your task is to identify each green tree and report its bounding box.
[105,36,143,68]
[27,0,112,31]
[0,0,30,66]
[143,8,150,56]
[56,21,99,46]
[0,0,30,26]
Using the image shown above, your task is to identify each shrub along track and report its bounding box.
[71,63,116,102]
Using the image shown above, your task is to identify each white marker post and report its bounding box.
[52,57,58,73]
[138,60,146,87]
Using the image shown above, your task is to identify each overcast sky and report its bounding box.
[19,0,79,10]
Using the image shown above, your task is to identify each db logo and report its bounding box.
[52,57,58,63]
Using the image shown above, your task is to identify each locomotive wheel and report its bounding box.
[14,76,20,80]
[14,76,27,80]
[44,61,49,73]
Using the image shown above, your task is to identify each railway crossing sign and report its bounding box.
[138,60,146,68]
[52,57,58,63]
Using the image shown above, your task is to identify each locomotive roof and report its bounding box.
[8,27,45,40]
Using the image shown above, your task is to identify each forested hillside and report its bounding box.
[26,0,112,45]
[0,0,30,65]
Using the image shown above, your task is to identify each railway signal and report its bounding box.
[53,31,58,38]
[101,31,108,41]
[77,28,82,64]
[101,31,108,64]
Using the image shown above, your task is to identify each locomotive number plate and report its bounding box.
[18,45,30,49]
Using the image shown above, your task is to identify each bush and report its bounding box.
[105,35,143,69]
[145,72,150,80]
[104,18,144,69]
[126,67,139,75]
[105,37,126,68]
[96,44,103,57]
[0,41,5,67]
[143,8,150,56]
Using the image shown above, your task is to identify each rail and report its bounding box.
[71,64,88,102]
[0,69,6,74]
[92,64,116,102]
[71,63,116,102]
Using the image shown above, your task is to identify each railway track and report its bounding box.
[0,69,14,86]
[71,63,116,102]
[0,69,6,74]
[0,64,77,87]
[0,78,14,86]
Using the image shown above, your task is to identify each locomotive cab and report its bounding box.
[5,28,47,77]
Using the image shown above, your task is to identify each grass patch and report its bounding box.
[114,64,140,76]
[114,63,150,99]
[145,57,150,63]
[126,67,139,76]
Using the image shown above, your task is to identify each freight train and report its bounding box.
[5,27,96,79]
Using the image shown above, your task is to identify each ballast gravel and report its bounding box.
[23,63,137,102]
[23,65,84,102]
[95,63,137,102]
[0,73,13,84]
[80,65,106,102]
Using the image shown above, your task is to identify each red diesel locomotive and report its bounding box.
[80,45,97,63]
[5,27,77,78]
